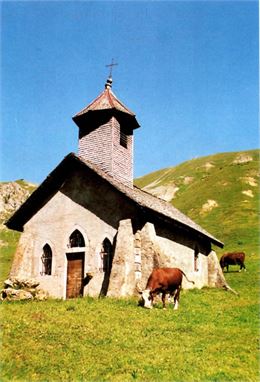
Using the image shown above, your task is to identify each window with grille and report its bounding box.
[69,230,85,248]
[41,244,52,275]
[100,238,113,273]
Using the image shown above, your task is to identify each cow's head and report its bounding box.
[138,289,153,309]
[136,282,153,309]
[142,290,153,309]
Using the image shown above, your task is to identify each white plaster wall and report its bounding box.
[154,235,208,289]
[22,190,117,298]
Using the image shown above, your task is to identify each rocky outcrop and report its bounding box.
[1,278,48,301]
[143,183,180,202]
[0,182,29,216]
[0,181,36,225]
[233,154,253,164]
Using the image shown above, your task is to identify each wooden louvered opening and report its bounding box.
[120,130,128,148]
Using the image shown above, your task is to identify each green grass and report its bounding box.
[0,229,20,284]
[1,244,259,381]
[1,268,259,382]
[1,150,259,381]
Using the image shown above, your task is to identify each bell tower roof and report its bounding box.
[72,77,140,130]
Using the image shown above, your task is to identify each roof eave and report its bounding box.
[72,109,140,130]
[130,201,224,249]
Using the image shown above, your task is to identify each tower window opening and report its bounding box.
[120,130,128,148]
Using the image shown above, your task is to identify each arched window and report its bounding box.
[41,244,52,275]
[69,229,85,248]
[100,238,113,273]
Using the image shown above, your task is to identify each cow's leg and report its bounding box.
[173,286,181,310]
[239,261,246,272]
[241,262,246,271]
[162,292,166,310]
[169,290,176,308]
[150,292,155,308]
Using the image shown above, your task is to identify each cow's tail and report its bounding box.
[223,284,239,296]
[180,270,195,285]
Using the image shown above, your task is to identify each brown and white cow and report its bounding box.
[220,252,246,272]
[137,268,194,310]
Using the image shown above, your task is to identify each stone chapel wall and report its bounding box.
[10,170,137,299]
[9,167,214,299]
[106,220,210,298]
[134,222,208,291]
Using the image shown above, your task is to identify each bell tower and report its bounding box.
[72,76,140,188]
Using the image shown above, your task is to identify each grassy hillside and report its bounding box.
[135,149,259,256]
[0,180,37,284]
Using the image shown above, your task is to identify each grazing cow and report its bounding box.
[220,252,246,272]
[137,268,194,310]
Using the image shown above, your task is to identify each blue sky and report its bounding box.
[1,1,258,184]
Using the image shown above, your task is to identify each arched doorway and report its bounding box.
[66,229,85,299]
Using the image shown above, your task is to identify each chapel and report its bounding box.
[6,74,224,299]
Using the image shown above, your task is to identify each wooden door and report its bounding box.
[66,252,84,299]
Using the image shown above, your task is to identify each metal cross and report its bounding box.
[106,58,118,77]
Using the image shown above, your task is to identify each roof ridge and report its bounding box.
[108,89,135,115]
[106,88,116,108]
[72,89,106,118]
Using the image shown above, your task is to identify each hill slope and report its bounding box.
[0,180,37,283]
[0,179,36,223]
[135,149,259,254]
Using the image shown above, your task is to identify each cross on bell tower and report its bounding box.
[106,58,118,77]
[105,59,118,89]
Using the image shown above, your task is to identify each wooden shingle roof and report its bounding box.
[73,88,135,117]
[72,82,140,130]
[6,153,223,248]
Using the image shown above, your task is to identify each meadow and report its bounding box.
[1,251,259,382]
[1,150,259,381]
